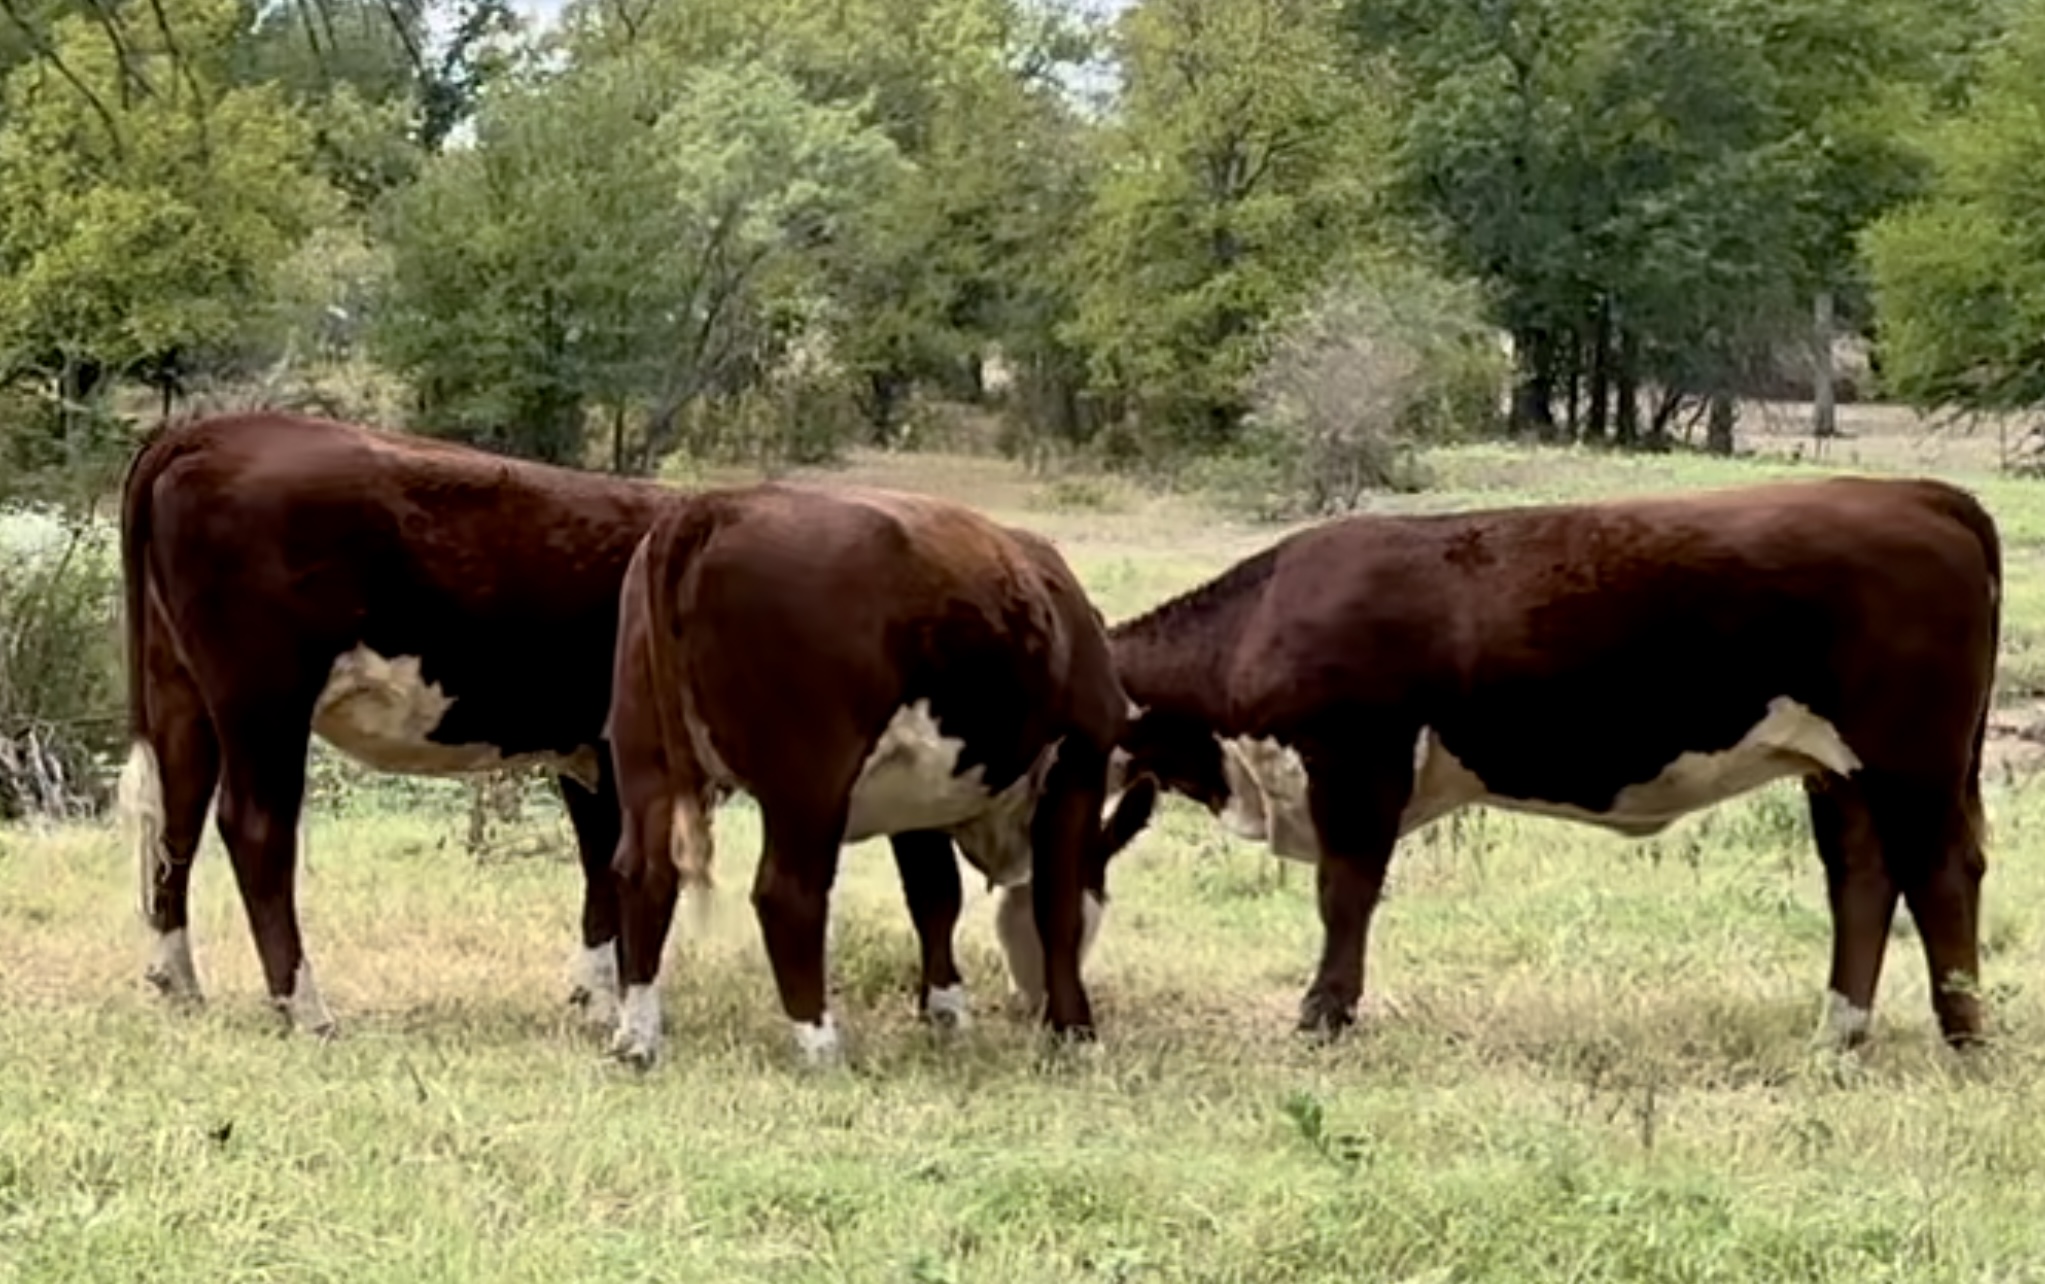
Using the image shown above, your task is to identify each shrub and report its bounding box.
[1219,263,1505,520]
[0,508,123,820]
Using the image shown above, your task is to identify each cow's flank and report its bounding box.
[1111,476,2000,1050]
[604,483,1151,1067]
[119,411,677,1034]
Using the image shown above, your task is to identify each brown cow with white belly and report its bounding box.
[119,411,677,1033]
[1110,476,2000,1050]
[604,482,1153,1067]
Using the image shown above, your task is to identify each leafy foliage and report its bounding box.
[372,52,900,467]
[1218,261,1505,518]
[1064,0,1398,457]
[1864,2,2045,417]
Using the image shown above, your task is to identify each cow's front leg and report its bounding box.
[994,879,1104,1017]
[1296,744,1409,1038]
[890,830,970,1029]
[559,758,625,1032]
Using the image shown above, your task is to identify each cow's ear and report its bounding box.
[1098,774,1158,860]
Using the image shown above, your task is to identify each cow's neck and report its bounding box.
[1109,544,1282,727]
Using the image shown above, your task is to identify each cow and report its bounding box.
[604,482,1155,1067]
[1107,476,2001,1051]
[118,411,678,1035]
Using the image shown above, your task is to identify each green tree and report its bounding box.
[1864,2,2045,419]
[1359,0,1978,451]
[372,51,901,468]
[1061,0,1397,457]
[0,0,335,484]
[565,0,1106,447]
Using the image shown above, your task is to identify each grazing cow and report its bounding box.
[1109,476,2000,1050]
[119,411,677,1034]
[604,483,1154,1066]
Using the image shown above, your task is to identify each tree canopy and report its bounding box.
[0,0,2042,484]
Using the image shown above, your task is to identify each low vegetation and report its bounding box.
[6,442,2045,1282]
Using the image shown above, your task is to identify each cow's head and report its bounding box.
[1113,708,1318,861]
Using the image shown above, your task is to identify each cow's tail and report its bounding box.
[1931,482,2003,854]
[117,421,177,923]
[639,500,725,913]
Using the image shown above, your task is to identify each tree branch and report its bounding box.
[0,0,126,158]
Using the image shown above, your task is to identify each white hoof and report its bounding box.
[792,1013,843,1068]
[568,941,623,1031]
[144,928,203,1003]
[609,983,663,1069]
[924,983,972,1031]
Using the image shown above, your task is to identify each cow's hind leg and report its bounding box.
[127,680,220,1004]
[890,830,969,1029]
[1805,775,1898,1049]
[1296,744,1409,1038]
[752,803,847,1067]
[609,785,682,1069]
[213,710,331,1036]
[1868,773,1988,1048]
[559,757,625,1031]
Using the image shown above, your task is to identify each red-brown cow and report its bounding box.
[604,482,1154,1067]
[119,411,676,1034]
[1110,476,2000,1050]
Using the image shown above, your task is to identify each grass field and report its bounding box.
[8,417,2045,1282]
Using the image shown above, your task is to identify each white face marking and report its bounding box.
[569,940,622,1029]
[1217,736,1318,862]
[118,740,169,922]
[1219,698,1860,856]
[611,983,663,1066]
[1818,989,1872,1050]
[994,885,1105,1009]
[924,983,971,1029]
[279,959,336,1037]
[145,928,202,1001]
[792,1012,843,1067]
[312,644,602,786]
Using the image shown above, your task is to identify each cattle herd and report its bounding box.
[112,411,2004,1068]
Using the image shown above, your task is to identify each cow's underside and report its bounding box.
[1222,693,1864,861]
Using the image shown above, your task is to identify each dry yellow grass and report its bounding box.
[7,431,2045,1282]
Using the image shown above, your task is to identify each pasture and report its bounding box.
[7,414,2045,1282]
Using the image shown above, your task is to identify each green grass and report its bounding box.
[9,433,2045,1282]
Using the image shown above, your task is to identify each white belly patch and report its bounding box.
[311,644,602,789]
[843,699,1045,886]
[1221,696,1861,858]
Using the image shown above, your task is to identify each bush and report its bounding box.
[0,508,123,820]
[1219,264,1505,520]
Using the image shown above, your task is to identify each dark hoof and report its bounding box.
[1296,998,1357,1043]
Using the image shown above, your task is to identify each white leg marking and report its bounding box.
[925,982,971,1030]
[792,1011,843,1067]
[569,940,622,1030]
[280,959,337,1038]
[145,928,202,1001]
[994,885,1106,1011]
[1818,989,1872,1049]
[610,983,664,1067]
[118,740,168,923]
[995,884,1044,1009]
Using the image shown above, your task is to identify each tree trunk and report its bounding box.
[1563,332,1582,442]
[1705,393,1737,455]
[610,404,628,474]
[1509,326,1557,442]
[1812,288,1837,440]
[1614,332,1640,449]
[1586,301,1612,445]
